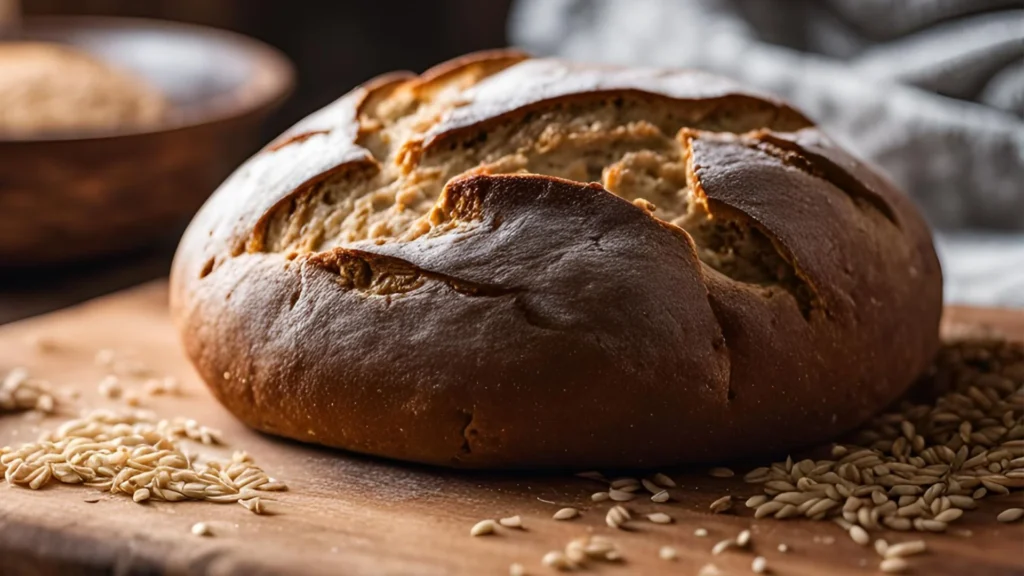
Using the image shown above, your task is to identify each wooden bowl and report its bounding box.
[0,17,294,265]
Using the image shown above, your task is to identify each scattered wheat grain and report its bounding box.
[541,551,570,570]
[698,564,722,576]
[746,495,768,508]
[848,525,869,546]
[647,512,672,524]
[499,516,522,528]
[470,519,497,536]
[709,467,735,478]
[997,508,1023,522]
[609,488,635,502]
[880,558,909,573]
[651,490,670,503]
[711,539,736,555]
[884,540,927,559]
[606,505,631,529]
[553,508,578,521]
[710,495,732,514]
[653,472,676,487]
[240,497,264,514]
[641,478,661,494]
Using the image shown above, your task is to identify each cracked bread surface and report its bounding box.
[170,51,942,469]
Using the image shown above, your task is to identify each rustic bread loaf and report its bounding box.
[170,51,942,469]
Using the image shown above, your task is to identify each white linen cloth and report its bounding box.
[511,0,1024,307]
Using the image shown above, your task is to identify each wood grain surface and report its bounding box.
[0,282,1021,576]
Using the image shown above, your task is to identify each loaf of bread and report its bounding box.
[170,51,942,469]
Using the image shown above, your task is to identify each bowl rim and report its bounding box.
[0,15,296,143]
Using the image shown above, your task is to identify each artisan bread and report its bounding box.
[170,51,942,469]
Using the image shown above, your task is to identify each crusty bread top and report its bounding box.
[179,50,929,322]
[170,51,941,467]
[180,49,892,307]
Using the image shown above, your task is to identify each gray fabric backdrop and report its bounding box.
[511,0,1024,306]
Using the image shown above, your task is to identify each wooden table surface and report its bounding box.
[0,282,1021,576]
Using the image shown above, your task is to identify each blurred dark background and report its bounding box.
[24,0,514,138]
[0,0,513,324]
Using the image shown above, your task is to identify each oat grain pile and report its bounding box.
[739,339,1023,535]
[2,351,285,513]
[489,338,1023,573]
[0,409,286,512]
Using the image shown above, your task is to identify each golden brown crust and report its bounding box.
[170,52,942,468]
[409,49,530,97]
[421,59,811,149]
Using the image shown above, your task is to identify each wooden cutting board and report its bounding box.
[0,282,1021,576]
